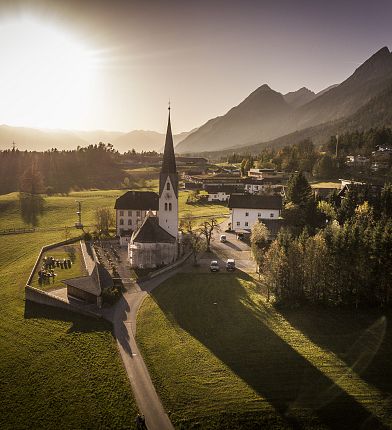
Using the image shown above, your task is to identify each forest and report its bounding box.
[255,172,392,308]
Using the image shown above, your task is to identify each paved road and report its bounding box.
[195,219,255,274]
[106,223,254,429]
[106,268,182,430]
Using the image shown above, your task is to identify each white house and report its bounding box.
[243,177,285,195]
[114,191,158,246]
[205,184,243,202]
[228,194,283,231]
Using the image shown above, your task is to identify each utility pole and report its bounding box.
[75,201,84,229]
[335,134,339,158]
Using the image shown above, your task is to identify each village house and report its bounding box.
[228,194,283,231]
[114,191,158,245]
[205,184,244,202]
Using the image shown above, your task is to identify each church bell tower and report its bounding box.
[158,106,178,239]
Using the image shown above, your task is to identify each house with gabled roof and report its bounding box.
[228,193,283,231]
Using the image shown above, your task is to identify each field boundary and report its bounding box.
[24,236,103,319]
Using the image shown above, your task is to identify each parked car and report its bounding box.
[210,260,220,272]
[220,234,227,243]
[226,259,236,271]
[236,232,244,241]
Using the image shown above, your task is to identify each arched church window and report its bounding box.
[167,182,170,190]
[165,203,168,211]
[169,203,172,211]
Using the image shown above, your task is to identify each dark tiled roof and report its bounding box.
[114,191,158,210]
[62,276,101,296]
[228,194,283,210]
[97,264,114,289]
[132,215,176,243]
[205,184,244,194]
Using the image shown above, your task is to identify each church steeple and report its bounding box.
[161,106,177,174]
[158,105,179,239]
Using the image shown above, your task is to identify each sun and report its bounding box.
[0,17,101,130]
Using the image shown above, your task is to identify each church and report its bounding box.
[114,109,179,268]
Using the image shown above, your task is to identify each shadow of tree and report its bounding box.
[19,192,45,227]
[24,300,113,334]
[149,272,387,429]
[279,305,392,396]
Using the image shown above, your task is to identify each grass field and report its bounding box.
[0,230,139,429]
[30,244,86,291]
[0,188,229,232]
[137,272,392,429]
[0,186,229,429]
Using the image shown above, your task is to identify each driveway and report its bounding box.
[106,265,185,430]
[193,219,255,274]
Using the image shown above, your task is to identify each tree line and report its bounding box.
[252,172,392,308]
[227,127,392,180]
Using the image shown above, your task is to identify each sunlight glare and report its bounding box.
[0,17,101,130]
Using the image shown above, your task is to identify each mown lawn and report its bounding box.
[137,273,392,429]
[30,244,86,291]
[0,230,139,429]
[0,188,229,232]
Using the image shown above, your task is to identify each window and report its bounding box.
[236,221,240,226]
[119,210,124,216]
[258,213,261,218]
[245,222,249,227]
[270,213,274,218]
[167,182,170,190]
[119,219,124,225]
[128,210,132,216]
[128,219,132,225]
[245,212,249,217]
[169,203,172,211]
[136,210,140,217]
[165,203,168,211]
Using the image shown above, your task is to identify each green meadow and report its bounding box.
[0,188,228,232]
[137,273,392,429]
[0,230,138,430]
[0,188,228,429]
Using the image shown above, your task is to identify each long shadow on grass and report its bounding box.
[24,300,113,334]
[280,305,392,399]
[150,272,387,429]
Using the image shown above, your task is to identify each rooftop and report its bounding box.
[132,215,176,243]
[114,190,159,210]
[228,193,283,210]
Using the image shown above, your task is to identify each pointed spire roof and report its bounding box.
[161,107,177,173]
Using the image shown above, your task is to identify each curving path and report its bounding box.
[107,268,184,430]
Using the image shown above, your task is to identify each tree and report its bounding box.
[312,154,336,178]
[180,214,207,265]
[285,171,313,206]
[251,222,270,297]
[95,207,115,236]
[199,218,220,252]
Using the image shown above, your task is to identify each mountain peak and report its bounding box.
[350,46,392,83]
[283,87,316,108]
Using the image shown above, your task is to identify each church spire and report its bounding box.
[161,105,177,174]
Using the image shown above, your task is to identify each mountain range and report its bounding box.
[0,125,192,153]
[175,46,392,154]
[1,47,391,155]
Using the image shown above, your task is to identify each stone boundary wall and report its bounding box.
[24,236,103,319]
[26,237,81,286]
[144,251,192,281]
[25,285,101,319]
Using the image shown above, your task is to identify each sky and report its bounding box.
[0,0,391,133]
